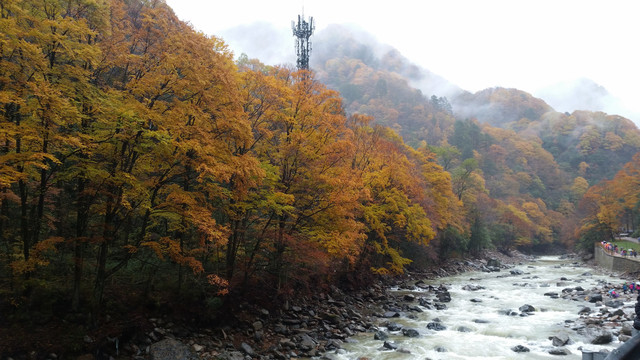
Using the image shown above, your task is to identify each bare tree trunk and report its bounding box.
[72,178,88,311]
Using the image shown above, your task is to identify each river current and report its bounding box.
[334,256,629,360]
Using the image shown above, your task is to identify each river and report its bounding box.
[333,256,631,359]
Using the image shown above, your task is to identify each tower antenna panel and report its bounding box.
[292,12,315,70]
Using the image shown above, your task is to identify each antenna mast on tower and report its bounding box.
[292,11,315,70]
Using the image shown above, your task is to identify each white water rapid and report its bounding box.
[333,256,631,360]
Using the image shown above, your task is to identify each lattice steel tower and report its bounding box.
[292,12,315,70]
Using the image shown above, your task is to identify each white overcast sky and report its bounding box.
[166,0,640,123]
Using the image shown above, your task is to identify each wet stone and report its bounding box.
[382,341,397,350]
[511,345,530,353]
[426,322,446,331]
[374,330,389,340]
[402,328,420,337]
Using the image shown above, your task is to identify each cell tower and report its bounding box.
[292,12,315,70]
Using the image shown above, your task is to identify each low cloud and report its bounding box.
[534,78,639,125]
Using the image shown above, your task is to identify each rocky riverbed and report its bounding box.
[10,250,640,360]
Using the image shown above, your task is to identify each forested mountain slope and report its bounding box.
[311,25,640,252]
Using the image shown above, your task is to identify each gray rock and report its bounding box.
[383,311,400,318]
[457,326,472,332]
[252,320,263,331]
[589,330,614,345]
[611,309,624,317]
[326,339,343,350]
[510,269,524,275]
[511,345,530,352]
[403,294,415,302]
[621,323,633,336]
[434,303,447,310]
[386,322,403,331]
[604,300,624,308]
[619,334,632,342]
[383,341,397,350]
[240,342,255,356]
[551,333,570,346]
[299,334,316,351]
[149,338,198,360]
[254,329,264,342]
[436,291,451,303]
[519,304,535,313]
[578,307,592,315]
[418,298,432,307]
[548,347,571,355]
[374,330,389,340]
[402,328,420,337]
[588,294,603,303]
[470,298,483,303]
[427,322,447,331]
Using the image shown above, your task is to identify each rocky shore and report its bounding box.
[8,250,640,360]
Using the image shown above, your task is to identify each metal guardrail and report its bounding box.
[600,333,640,360]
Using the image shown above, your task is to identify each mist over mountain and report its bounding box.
[219,22,638,126]
[311,24,463,100]
[451,87,553,127]
[305,24,640,188]
[533,78,640,124]
[535,78,609,114]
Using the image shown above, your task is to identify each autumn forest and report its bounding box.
[2,0,640,352]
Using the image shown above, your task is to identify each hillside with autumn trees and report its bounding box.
[0,0,463,341]
[2,0,640,355]
[311,25,640,253]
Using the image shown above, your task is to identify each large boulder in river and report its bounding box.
[587,294,603,303]
[434,303,448,310]
[149,338,198,360]
[436,291,451,303]
[621,323,633,336]
[550,333,571,346]
[427,322,447,331]
[374,330,389,340]
[402,328,420,337]
[604,300,624,308]
[519,304,536,313]
[548,347,571,355]
[386,322,403,331]
[585,328,614,344]
[511,345,530,353]
[383,341,398,350]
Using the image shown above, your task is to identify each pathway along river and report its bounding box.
[333,256,628,360]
